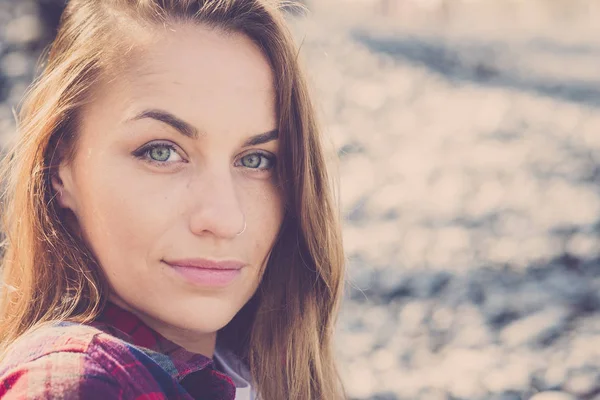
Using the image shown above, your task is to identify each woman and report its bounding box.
[0,1,346,399]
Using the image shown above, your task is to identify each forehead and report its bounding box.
[89,23,276,128]
[135,24,273,90]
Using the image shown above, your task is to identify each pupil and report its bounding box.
[151,146,170,162]
[244,155,261,168]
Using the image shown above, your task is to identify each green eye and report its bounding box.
[149,146,171,162]
[132,141,184,167]
[240,153,274,170]
[242,154,261,168]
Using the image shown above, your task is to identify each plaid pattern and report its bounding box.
[0,302,236,399]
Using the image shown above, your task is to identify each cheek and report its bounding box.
[245,182,284,257]
[71,157,175,268]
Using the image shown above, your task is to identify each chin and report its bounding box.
[161,297,243,333]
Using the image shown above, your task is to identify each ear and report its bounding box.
[51,163,77,211]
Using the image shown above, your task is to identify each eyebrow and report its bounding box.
[243,129,279,147]
[128,108,279,146]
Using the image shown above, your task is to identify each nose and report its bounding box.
[186,168,245,239]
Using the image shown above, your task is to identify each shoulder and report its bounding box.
[1,322,99,366]
[0,321,147,399]
[0,321,130,373]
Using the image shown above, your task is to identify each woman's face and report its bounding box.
[53,24,283,354]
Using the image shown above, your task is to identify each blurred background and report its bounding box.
[1,0,600,399]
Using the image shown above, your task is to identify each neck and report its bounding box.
[107,297,217,357]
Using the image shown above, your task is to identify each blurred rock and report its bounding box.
[482,358,533,394]
[344,360,377,398]
[1,52,31,78]
[370,392,398,400]
[563,368,600,398]
[543,364,568,391]
[416,388,450,400]
[398,301,429,335]
[499,307,570,348]
[489,392,522,400]
[529,392,577,400]
[5,14,42,45]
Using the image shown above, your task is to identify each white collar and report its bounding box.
[213,345,254,400]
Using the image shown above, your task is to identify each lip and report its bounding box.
[163,258,245,270]
[162,258,244,287]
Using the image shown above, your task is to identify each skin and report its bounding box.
[51,23,283,357]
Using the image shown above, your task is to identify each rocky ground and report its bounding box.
[1,1,600,399]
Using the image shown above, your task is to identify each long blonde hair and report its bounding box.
[0,1,346,399]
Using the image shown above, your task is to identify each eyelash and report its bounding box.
[132,141,277,172]
[132,141,184,168]
[234,150,277,172]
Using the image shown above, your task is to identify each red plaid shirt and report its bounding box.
[0,302,236,399]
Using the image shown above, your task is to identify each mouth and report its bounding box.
[162,258,245,287]
[163,258,245,270]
